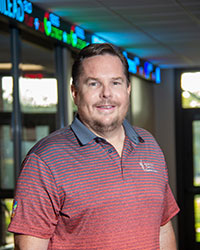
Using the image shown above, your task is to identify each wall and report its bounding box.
[154,69,177,197]
[131,70,179,243]
[153,68,179,243]
[130,75,155,135]
[131,70,177,199]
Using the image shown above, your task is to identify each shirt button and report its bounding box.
[96,138,101,143]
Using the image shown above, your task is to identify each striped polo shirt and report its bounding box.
[8,117,179,250]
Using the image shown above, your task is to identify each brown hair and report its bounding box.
[72,43,130,88]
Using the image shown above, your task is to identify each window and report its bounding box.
[181,72,200,108]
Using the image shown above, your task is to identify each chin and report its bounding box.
[91,118,122,134]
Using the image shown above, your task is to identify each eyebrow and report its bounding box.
[111,77,124,81]
[85,77,99,82]
[85,77,125,82]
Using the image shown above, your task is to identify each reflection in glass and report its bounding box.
[20,77,58,113]
[2,77,58,113]
[181,72,200,108]
[193,121,200,186]
[194,195,200,242]
[0,126,14,189]
[0,199,14,246]
[0,76,13,112]
[22,125,49,160]
[0,30,11,112]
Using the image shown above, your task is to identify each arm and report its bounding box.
[14,234,49,250]
[160,220,177,250]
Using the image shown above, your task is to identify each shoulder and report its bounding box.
[27,126,76,157]
[134,126,156,142]
[134,126,164,154]
[20,126,79,173]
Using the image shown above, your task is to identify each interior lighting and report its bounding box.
[19,64,45,71]
[0,63,45,71]
[0,63,12,70]
[181,72,200,92]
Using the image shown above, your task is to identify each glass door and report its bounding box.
[176,70,200,250]
[193,120,200,242]
[177,109,200,250]
[0,27,14,246]
[22,113,56,159]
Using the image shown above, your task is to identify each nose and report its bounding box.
[100,84,112,98]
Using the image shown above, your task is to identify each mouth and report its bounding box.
[96,105,115,109]
[95,104,116,114]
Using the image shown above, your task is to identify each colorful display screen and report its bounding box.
[0,0,160,83]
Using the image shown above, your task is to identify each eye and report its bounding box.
[113,81,121,86]
[89,82,99,87]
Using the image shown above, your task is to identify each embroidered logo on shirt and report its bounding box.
[139,161,158,173]
[11,200,18,219]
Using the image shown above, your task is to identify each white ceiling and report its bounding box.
[31,0,200,69]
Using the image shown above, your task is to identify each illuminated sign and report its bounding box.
[23,73,43,79]
[75,25,85,40]
[155,67,161,84]
[0,0,160,83]
[44,12,62,41]
[123,51,160,83]
[49,13,60,28]
[64,25,88,49]
[91,35,107,44]
[123,51,140,75]
[43,13,87,49]
[0,0,32,22]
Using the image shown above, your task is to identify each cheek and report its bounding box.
[76,92,96,108]
[84,91,99,102]
[115,91,130,103]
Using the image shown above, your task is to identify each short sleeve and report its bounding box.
[8,153,60,238]
[161,183,180,226]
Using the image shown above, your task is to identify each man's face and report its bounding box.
[71,54,131,135]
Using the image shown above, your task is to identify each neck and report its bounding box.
[92,125,126,157]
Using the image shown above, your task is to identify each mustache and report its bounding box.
[94,101,118,106]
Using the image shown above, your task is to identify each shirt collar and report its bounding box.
[70,116,143,146]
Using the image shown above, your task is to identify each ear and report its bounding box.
[127,82,131,95]
[71,84,78,104]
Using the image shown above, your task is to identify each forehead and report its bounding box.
[81,54,125,77]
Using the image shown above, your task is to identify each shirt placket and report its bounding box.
[96,139,122,173]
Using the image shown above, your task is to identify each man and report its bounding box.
[8,43,179,249]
